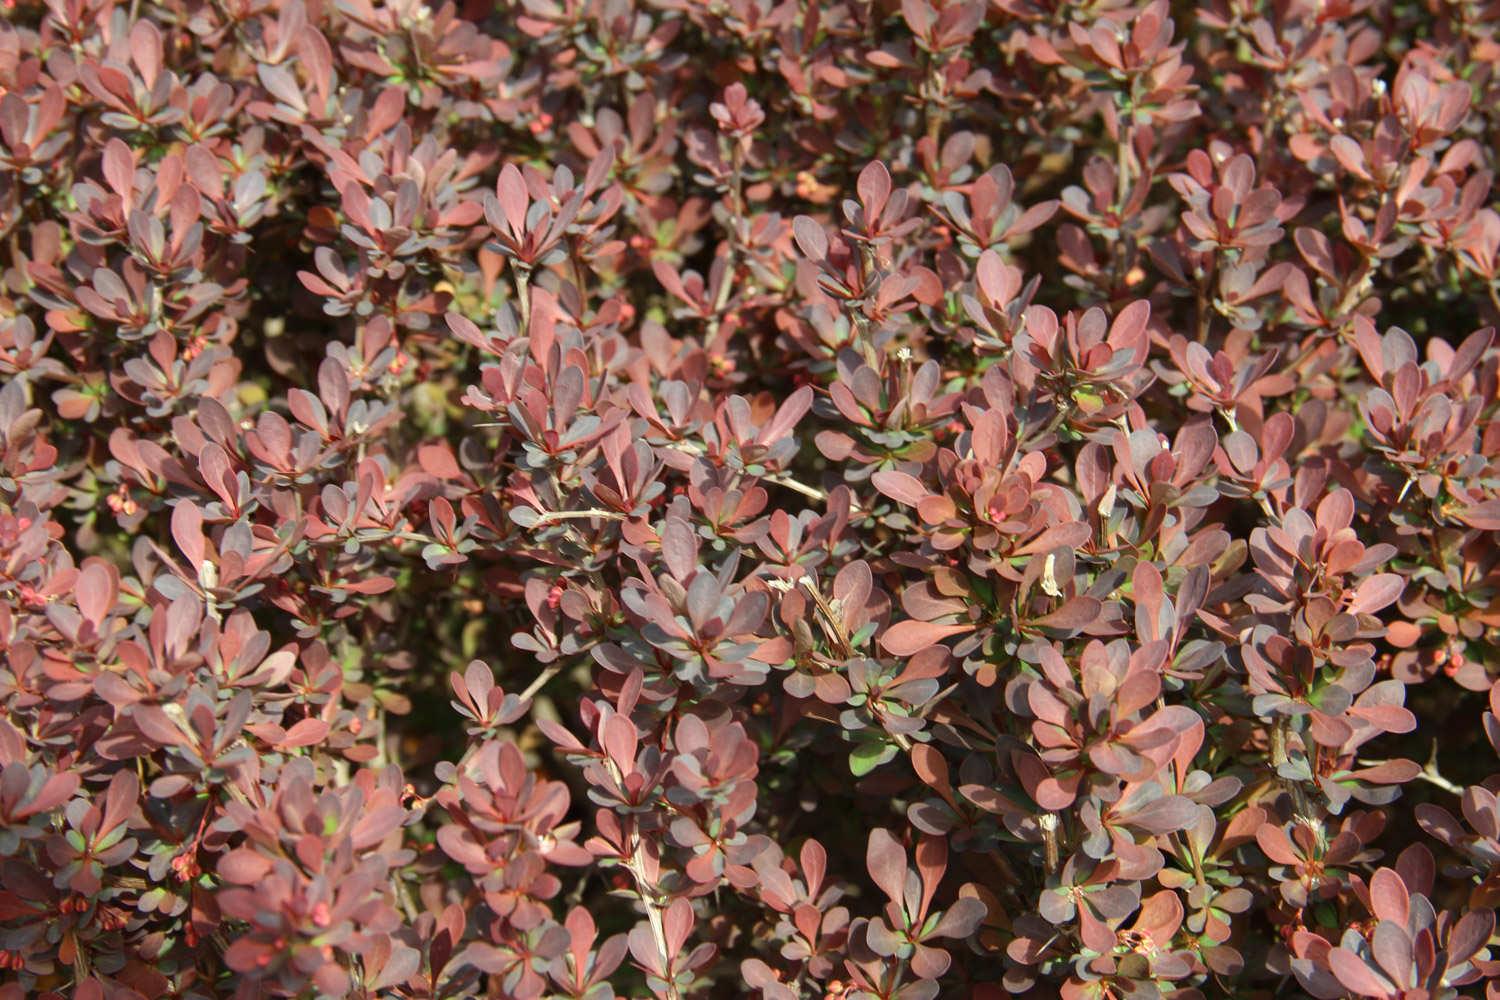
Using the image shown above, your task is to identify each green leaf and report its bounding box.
[849,740,897,777]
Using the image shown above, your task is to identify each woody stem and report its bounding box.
[514,264,532,330]
[625,820,681,1000]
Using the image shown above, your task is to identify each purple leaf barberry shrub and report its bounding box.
[3,0,1500,997]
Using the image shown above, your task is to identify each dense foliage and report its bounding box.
[4,0,1500,996]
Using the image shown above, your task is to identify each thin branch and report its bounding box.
[513,264,532,330]
[765,472,828,502]
[519,662,564,703]
[532,508,626,525]
[630,841,680,1000]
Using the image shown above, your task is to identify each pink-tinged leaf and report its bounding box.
[1448,909,1495,965]
[1134,889,1185,942]
[365,86,406,138]
[1350,759,1421,784]
[901,0,934,36]
[445,312,489,350]
[1033,775,1078,811]
[429,497,457,539]
[1077,903,1116,954]
[914,835,948,912]
[1369,922,1413,989]
[742,959,796,999]
[908,941,951,980]
[857,160,892,220]
[1347,574,1402,615]
[1261,411,1295,460]
[909,743,951,795]
[129,20,164,86]
[1368,868,1410,923]
[651,259,689,302]
[76,559,118,628]
[1354,704,1415,735]
[1009,198,1059,237]
[463,660,494,703]
[1116,668,1162,721]
[133,706,187,747]
[537,718,587,753]
[565,906,597,949]
[278,718,330,748]
[663,897,694,955]
[866,828,907,906]
[872,470,930,506]
[1014,521,1090,556]
[1316,488,1354,535]
[931,897,986,939]
[1108,299,1151,348]
[495,163,528,236]
[792,215,828,261]
[436,825,485,868]
[223,936,271,974]
[1132,560,1164,639]
[917,494,957,525]
[763,385,813,443]
[257,63,306,113]
[102,770,138,834]
[1328,135,1370,179]
[627,927,667,977]
[1450,327,1495,380]
[18,766,78,816]
[217,848,273,884]
[880,619,973,656]
[339,183,374,230]
[341,575,396,595]
[1327,947,1394,997]
[103,139,135,203]
[171,501,206,568]
[1011,752,1071,808]
[1254,825,1300,865]
[660,517,699,580]
[801,839,827,895]
[601,713,638,771]
[1127,795,1200,834]
[369,944,421,992]
[429,903,465,981]
[579,146,618,200]
[1457,499,1500,530]
[1034,597,1102,632]
[1290,224,1338,275]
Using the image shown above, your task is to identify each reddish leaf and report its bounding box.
[880,619,974,655]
